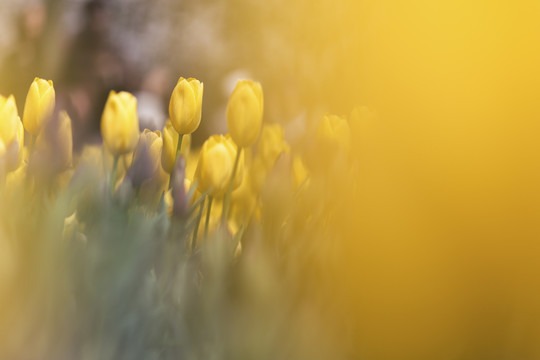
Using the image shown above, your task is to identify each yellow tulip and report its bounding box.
[30,111,73,177]
[185,148,199,185]
[0,95,19,146]
[257,123,289,169]
[230,169,258,232]
[195,135,243,197]
[8,118,24,171]
[316,114,351,151]
[56,111,73,169]
[141,129,162,170]
[226,80,264,147]
[292,155,309,191]
[22,78,55,136]
[101,91,140,156]
[127,129,162,188]
[310,114,351,177]
[169,77,203,135]
[161,119,191,173]
[126,130,170,207]
[0,95,24,172]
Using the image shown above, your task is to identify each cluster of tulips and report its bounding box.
[0,74,369,359]
[0,75,364,247]
[99,77,276,244]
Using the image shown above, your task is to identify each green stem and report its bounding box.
[204,196,213,239]
[192,194,206,250]
[187,188,209,216]
[222,145,242,223]
[168,134,184,190]
[110,155,119,195]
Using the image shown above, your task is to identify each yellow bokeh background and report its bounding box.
[314,1,540,358]
[237,0,540,358]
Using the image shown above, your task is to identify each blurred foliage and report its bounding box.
[0,72,356,359]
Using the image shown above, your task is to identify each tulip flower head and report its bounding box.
[257,123,289,169]
[30,111,73,178]
[230,169,258,231]
[23,78,55,136]
[308,114,351,176]
[51,111,73,168]
[127,129,162,188]
[101,91,140,156]
[316,114,351,152]
[169,77,203,135]
[0,95,20,146]
[0,95,24,171]
[7,117,24,172]
[292,155,309,191]
[55,111,73,170]
[226,80,264,148]
[196,134,243,197]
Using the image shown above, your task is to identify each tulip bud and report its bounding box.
[169,77,203,135]
[161,119,191,173]
[309,114,351,175]
[195,135,244,197]
[127,129,162,189]
[0,95,20,146]
[23,78,55,136]
[55,111,73,169]
[5,119,24,172]
[101,91,140,156]
[0,95,24,172]
[230,169,257,231]
[291,155,309,191]
[257,123,289,169]
[29,111,73,178]
[316,114,351,152]
[227,80,264,148]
